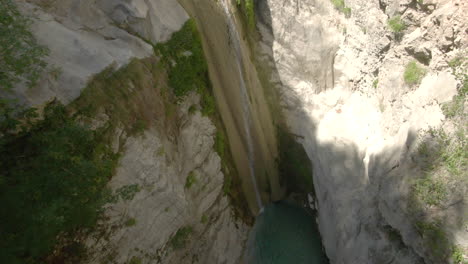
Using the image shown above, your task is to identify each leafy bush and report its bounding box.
[169,226,193,249]
[331,0,352,18]
[404,61,426,85]
[0,0,49,91]
[115,184,141,201]
[0,102,117,263]
[125,218,137,227]
[155,19,218,117]
[388,15,406,33]
[185,171,197,189]
[155,20,209,98]
[451,245,465,264]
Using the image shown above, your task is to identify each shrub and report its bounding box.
[132,119,148,135]
[185,171,197,189]
[169,226,193,249]
[404,61,426,85]
[0,102,117,263]
[388,15,406,33]
[451,245,465,264]
[372,79,379,89]
[188,104,197,114]
[155,20,209,98]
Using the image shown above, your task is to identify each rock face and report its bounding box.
[257,0,467,263]
[177,0,283,213]
[14,0,187,106]
[13,1,249,263]
[86,93,248,264]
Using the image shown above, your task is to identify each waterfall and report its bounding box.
[220,0,262,209]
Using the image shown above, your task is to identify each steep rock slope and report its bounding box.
[10,1,249,263]
[257,0,467,263]
[14,0,187,106]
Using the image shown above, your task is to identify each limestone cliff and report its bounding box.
[256,0,467,263]
[10,1,249,263]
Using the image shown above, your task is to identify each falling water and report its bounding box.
[220,0,262,209]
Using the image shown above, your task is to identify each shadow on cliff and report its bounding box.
[253,1,464,263]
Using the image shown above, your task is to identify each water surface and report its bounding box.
[246,201,329,264]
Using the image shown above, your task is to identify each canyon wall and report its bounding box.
[256,0,467,263]
[12,1,250,263]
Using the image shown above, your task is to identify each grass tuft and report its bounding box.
[404,61,426,85]
[331,0,352,18]
[388,15,406,33]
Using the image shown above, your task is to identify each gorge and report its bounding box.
[0,0,467,264]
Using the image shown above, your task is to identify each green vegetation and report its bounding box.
[237,0,256,29]
[72,58,174,139]
[404,61,426,85]
[158,19,252,224]
[115,184,141,201]
[132,119,148,135]
[155,20,215,117]
[409,56,467,263]
[169,226,193,250]
[188,104,197,114]
[155,19,217,117]
[372,79,379,89]
[128,256,142,264]
[0,0,49,91]
[185,171,197,189]
[125,217,137,227]
[215,130,226,159]
[415,220,449,259]
[451,245,465,264]
[388,15,406,33]
[331,0,352,18]
[0,102,117,264]
[442,89,466,118]
[201,214,208,224]
[412,177,447,206]
[443,55,467,118]
[413,126,466,209]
